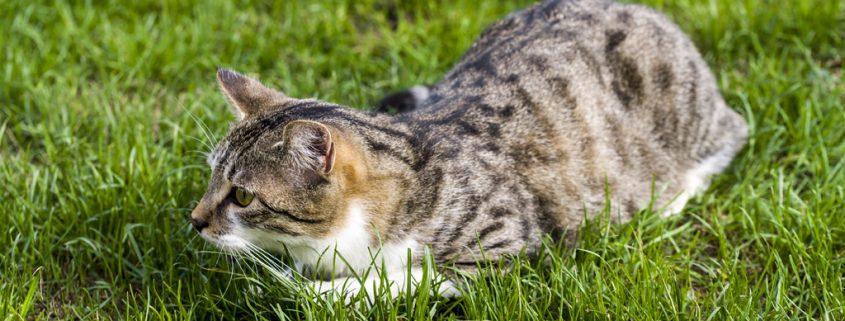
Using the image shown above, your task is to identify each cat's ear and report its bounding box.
[281,120,336,174]
[217,68,290,120]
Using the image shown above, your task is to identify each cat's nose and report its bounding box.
[191,202,211,232]
[191,218,209,232]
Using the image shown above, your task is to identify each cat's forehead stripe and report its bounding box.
[214,111,291,174]
[212,103,327,180]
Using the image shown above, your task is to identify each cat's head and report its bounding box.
[191,69,369,251]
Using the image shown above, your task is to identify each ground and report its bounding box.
[1,0,844,320]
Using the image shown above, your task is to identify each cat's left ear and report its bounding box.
[217,68,291,120]
[281,120,336,174]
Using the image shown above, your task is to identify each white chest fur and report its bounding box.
[239,200,417,278]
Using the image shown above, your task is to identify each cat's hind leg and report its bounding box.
[663,128,746,216]
[662,152,723,216]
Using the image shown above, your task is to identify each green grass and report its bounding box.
[1,0,844,319]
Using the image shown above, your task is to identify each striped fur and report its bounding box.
[191,0,747,297]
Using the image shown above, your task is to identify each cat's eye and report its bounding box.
[234,187,254,207]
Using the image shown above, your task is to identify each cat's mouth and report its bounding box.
[219,235,251,249]
[205,225,296,254]
[200,232,251,252]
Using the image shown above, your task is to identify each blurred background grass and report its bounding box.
[1,0,843,320]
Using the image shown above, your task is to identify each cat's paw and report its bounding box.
[305,268,463,306]
[308,277,367,305]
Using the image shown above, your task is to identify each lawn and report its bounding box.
[1,0,844,319]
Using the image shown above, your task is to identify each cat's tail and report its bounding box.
[374,85,432,114]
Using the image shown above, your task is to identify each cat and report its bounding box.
[191,0,748,300]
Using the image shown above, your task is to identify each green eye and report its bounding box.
[234,187,254,207]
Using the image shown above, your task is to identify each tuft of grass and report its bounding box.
[1,0,844,319]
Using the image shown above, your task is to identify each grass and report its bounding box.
[1,0,843,319]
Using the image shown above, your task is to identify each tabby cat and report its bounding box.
[191,0,748,299]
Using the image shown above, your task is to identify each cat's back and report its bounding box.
[404,0,747,221]
[427,0,704,107]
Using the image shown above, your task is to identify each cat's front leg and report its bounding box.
[308,267,461,304]
[309,276,363,303]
